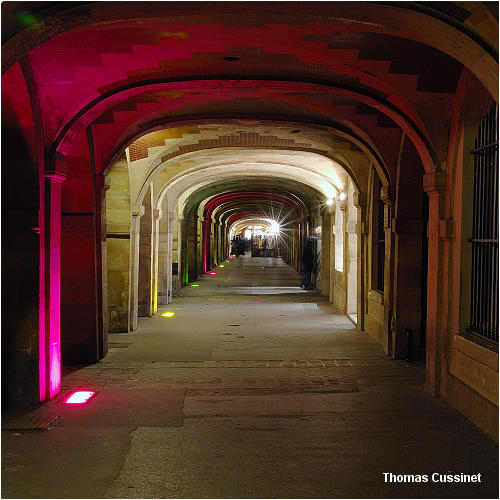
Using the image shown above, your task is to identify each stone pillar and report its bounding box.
[61,162,109,365]
[107,229,131,333]
[332,197,347,312]
[346,185,358,322]
[157,208,169,306]
[173,215,182,295]
[151,208,162,315]
[138,188,154,317]
[196,215,202,275]
[167,212,177,303]
[2,61,42,406]
[42,167,66,401]
[385,137,427,360]
[423,170,447,395]
[1,134,41,406]
[129,205,144,330]
[380,185,395,355]
[106,157,132,333]
[2,205,40,405]
[391,217,424,358]
[95,175,110,358]
[202,217,211,273]
[354,192,367,331]
[61,202,98,365]
[329,204,336,304]
[320,209,331,297]
[214,221,219,264]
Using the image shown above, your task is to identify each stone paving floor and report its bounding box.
[2,255,499,498]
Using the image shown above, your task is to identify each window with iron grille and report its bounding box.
[469,104,498,343]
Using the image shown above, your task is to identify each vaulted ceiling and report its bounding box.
[3,1,497,222]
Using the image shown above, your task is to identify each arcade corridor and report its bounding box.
[2,255,498,498]
[2,2,498,497]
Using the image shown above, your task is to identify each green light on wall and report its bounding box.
[17,11,39,27]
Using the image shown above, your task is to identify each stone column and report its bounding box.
[106,157,132,333]
[151,208,162,315]
[320,209,331,297]
[165,211,176,304]
[61,170,111,364]
[354,192,367,331]
[196,215,202,275]
[138,190,154,317]
[2,144,42,406]
[329,204,336,304]
[42,167,66,401]
[346,188,358,322]
[202,217,211,273]
[332,197,347,312]
[95,175,110,358]
[391,216,424,359]
[129,205,144,331]
[157,208,169,306]
[213,221,219,264]
[2,203,41,405]
[380,185,396,355]
[423,170,447,395]
[173,216,183,294]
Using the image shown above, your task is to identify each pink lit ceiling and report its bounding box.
[2,2,496,180]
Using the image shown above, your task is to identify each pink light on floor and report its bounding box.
[64,391,96,405]
[209,271,217,275]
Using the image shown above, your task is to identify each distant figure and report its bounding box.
[301,240,314,289]
[237,238,245,257]
[262,238,269,257]
[232,237,245,257]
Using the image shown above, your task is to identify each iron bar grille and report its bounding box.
[470,104,499,342]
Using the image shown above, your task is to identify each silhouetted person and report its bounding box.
[301,240,314,289]
[232,237,245,257]
[237,239,245,256]
[262,238,269,257]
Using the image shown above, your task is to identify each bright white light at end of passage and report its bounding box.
[339,192,347,201]
[265,219,280,235]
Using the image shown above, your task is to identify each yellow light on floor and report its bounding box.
[218,264,224,268]
[161,312,175,318]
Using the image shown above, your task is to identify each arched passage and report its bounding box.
[2,1,497,443]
